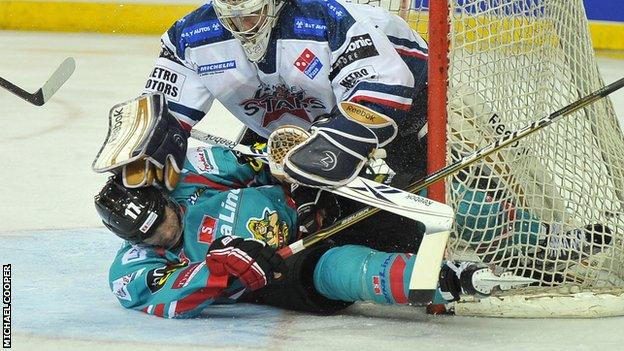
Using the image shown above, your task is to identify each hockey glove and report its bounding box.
[206,236,287,291]
[289,185,341,236]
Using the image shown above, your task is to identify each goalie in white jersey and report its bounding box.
[138,0,430,252]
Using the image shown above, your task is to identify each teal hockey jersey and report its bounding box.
[108,146,298,318]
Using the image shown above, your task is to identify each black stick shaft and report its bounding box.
[0,76,43,105]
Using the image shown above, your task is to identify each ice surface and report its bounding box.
[1,31,624,351]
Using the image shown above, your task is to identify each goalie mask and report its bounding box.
[213,0,286,62]
[94,177,181,244]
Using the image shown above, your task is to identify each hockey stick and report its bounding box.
[0,57,76,106]
[191,128,456,303]
[190,122,519,303]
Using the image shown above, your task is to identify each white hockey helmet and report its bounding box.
[213,0,286,62]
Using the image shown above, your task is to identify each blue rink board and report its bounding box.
[1,228,293,348]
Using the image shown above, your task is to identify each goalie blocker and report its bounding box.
[92,93,189,191]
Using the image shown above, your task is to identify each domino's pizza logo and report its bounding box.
[294,49,323,79]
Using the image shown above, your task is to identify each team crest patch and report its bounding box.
[240,84,325,128]
[246,208,289,248]
[294,49,323,79]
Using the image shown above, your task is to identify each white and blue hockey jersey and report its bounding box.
[143,0,429,138]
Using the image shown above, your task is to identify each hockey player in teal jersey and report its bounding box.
[97,145,515,318]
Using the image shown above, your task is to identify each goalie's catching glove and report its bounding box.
[286,110,377,187]
[206,235,287,291]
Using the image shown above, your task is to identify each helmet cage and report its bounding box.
[213,0,285,61]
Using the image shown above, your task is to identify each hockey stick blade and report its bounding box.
[407,230,450,304]
[0,57,76,106]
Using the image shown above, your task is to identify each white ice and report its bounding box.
[1,31,624,351]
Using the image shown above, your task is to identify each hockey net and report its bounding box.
[351,0,624,317]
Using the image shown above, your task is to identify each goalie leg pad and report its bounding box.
[283,112,378,187]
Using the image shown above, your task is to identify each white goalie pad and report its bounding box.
[92,93,165,173]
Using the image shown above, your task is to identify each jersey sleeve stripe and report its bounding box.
[174,287,223,317]
[387,35,429,54]
[345,82,414,111]
[168,101,207,122]
[349,95,411,111]
[346,81,415,101]
[153,303,165,317]
[171,113,194,132]
[183,174,242,191]
[395,48,428,60]
[167,301,178,318]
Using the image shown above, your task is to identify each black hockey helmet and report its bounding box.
[94,177,178,243]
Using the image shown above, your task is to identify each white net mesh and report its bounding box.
[350,0,624,316]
